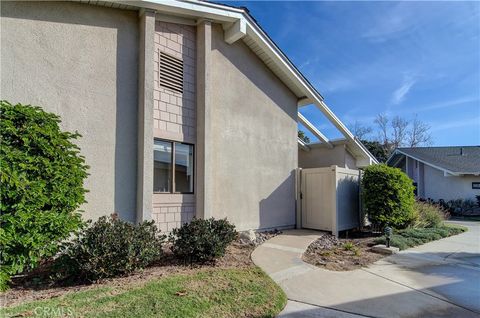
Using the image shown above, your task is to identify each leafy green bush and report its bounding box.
[362,164,415,229]
[169,218,237,264]
[56,215,165,282]
[0,101,88,290]
[413,201,446,228]
[375,225,466,250]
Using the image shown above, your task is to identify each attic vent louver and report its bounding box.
[159,52,183,94]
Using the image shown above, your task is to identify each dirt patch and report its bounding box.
[302,232,386,271]
[2,239,258,307]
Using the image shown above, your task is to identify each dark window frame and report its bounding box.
[153,139,194,194]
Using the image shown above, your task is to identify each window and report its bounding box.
[154,140,193,193]
[153,140,172,192]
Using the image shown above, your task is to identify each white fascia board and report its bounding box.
[297,138,310,151]
[317,100,355,141]
[111,0,245,22]
[298,113,332,147]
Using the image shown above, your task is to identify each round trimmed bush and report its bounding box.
[0,101,89,290]
[56,215,166,282]
[169,218,237,264]
[361,164,415,229]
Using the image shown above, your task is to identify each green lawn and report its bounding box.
[375,224,467,250]
[2,267,286,318]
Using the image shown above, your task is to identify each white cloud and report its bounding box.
[430,117,480,132]
[407,96,479,113]
[320,77,356,94]
[391,76,416,105]
[362,3,415,42]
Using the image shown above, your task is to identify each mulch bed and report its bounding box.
[302,231,386,271]
[2,231,281,307]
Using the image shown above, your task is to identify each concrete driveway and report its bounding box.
[252,221,480,318]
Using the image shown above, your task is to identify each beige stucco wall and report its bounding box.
[423,164,480,201]
[1,1,139,222]
[203,24,298,231]
[299,144,358,169]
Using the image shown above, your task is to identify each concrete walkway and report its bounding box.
[252,221,480,318]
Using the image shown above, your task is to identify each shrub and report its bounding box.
[362,164,415,229]
[445,199,477,215]
[169,218,237,264]
[375,225,467,250]
[412,201,446,228]
[0,101,88,290]
[56,215,165,282]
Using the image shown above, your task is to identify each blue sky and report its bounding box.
[224,1,480,146]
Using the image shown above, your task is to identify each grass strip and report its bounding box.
[2,266,286,318]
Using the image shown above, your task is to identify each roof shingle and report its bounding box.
[393,146,480,174]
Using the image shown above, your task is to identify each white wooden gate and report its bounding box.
[300,166,360,236]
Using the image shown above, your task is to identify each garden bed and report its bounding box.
[374,224,467,250]
[1,237,286,318]
[302,231,385,271]
[303,224,467,271]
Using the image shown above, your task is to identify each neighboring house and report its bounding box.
[387,146,480,201]
[1,0,375,233]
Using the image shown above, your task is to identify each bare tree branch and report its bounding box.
[408,115,432,147]
[374,114,389,146]
[391,116,409,148]
[352,121,373,140]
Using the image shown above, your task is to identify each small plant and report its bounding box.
[0,101,89,290]
[343,242,355,251]
[353,248,361,257]
[362,164,415,229]
[412,201,446,228]
[169,217,237,264]
[56,214,165,282]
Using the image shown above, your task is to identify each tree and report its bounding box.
[408,115,432,147]
[0,101,89,290]
[367,113,432,159]
[352,121,373,140]
[391,116,409,149]
[298,130,310,143]
[374,114,389,147]
[361,140,390,162]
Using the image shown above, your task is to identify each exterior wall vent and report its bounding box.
[159,52,183,94]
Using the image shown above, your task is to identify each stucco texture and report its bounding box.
[423,165,480,201]
[1,1,139,222]
[205,24,298,231]
[299,144,357,169]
